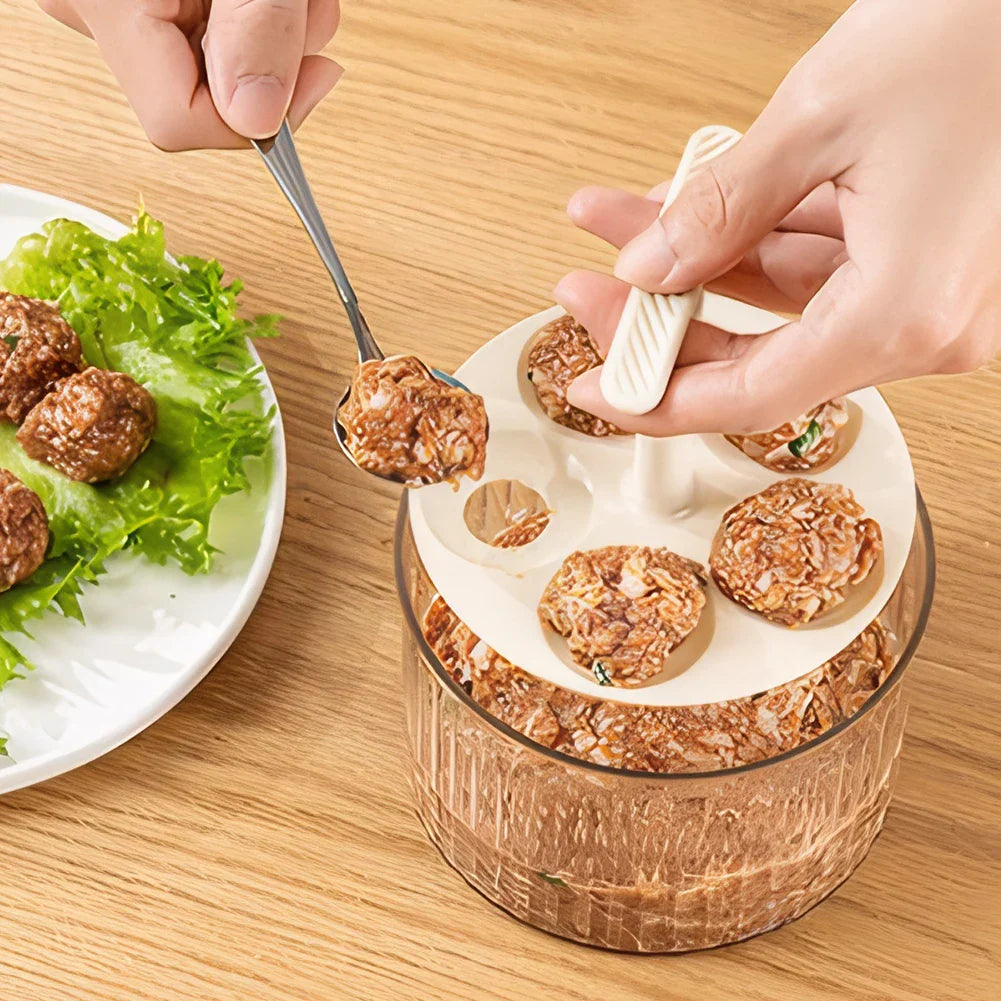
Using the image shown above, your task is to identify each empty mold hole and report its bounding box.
[463,479,551,549]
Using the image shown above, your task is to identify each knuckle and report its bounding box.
[214,0,298,29]
[934,334,988,375]
[777,57,835,132]
[901,295,966,371]
[893,302,977,375]
[674,167,731,237]
[785,76,830,131]
[659,166,740,284]
[764,61,848,155]
[133,0,182,18]
[918,287,1001,374]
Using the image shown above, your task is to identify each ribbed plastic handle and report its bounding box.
[600,126,742,417]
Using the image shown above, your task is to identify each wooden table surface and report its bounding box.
[2,1,999,998]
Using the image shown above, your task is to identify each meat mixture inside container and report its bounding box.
[0,293,84,423]
[537,545,707,687]
[725,398,849,472]
[526,315,627,438]
[463,479,551,549]
[423,595,895,773]
[710,478,883,626]
[339,355,488,487]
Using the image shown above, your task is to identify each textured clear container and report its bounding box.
[396,492,935,953]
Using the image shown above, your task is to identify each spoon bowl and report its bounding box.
[333,360,477,482]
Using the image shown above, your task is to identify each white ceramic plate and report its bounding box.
[0,185,286,793]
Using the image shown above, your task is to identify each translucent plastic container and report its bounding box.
[396,492,935,953]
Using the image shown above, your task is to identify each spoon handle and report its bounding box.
[253,122,383,363]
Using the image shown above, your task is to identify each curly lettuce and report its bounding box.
[0,212,277,684]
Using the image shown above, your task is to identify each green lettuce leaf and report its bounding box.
[0,212,277,681]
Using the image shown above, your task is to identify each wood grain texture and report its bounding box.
[0,1,999,997]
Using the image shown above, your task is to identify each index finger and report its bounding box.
[570,184,844,252]
[80,3,243,150]
[37,0,91,35]
[553,270,757,367]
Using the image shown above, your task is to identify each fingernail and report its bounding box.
[566,189,590,224]
[567,372,602,411]
[553,272,575,302]
[565,379,587,409]
[613,222,677,289]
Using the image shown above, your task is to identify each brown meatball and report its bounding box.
[18,367,157,483]
[725,398,850,472]
[526,315,628,437]
[0,469,48,591]
[0,293,83,423]
[538,546,707,687]
[339,355,488,486]
[709,479,883,626]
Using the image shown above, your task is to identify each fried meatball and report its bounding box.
[725,398,850,472]
[18,367,157,483]
[538,545,707,686]
[0,293,83,423]
[526,315,627,437]
[339,355,488,486]
[709,478,883,626]
[0,469,48,591]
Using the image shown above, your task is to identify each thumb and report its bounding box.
[203,0,310,139]
[615,87,850,294]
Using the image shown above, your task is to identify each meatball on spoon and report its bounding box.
[252,124,475,482]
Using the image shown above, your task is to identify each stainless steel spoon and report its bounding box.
[252,122,469,478]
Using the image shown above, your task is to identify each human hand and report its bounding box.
[37,0,341,150]
[558,0,1001,436]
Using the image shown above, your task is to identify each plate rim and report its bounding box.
[0,183,287,794]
